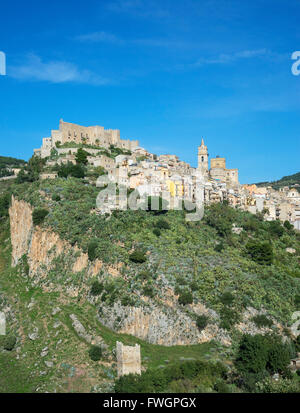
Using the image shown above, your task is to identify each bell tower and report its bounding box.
[198,138,208,176]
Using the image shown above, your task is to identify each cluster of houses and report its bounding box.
[34,120,300,229]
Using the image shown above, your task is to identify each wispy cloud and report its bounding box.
[74,31,121,44]
[194,49,269,66]
[74,31,192,49]
[9,54,109,85]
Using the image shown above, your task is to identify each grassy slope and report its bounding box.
[0,219,220,393]
[11,178,300,324]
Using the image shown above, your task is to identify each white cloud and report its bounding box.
[75,31,121,44]
[10,54,109,85]
[194,49,268,66]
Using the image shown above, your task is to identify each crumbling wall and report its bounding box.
[116,341,141,377]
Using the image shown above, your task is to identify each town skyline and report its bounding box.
[1,0,300,184]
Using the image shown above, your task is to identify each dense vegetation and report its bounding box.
[0,156,26,178]
[255,171,300,192]
[7,177,300,325]
[0,174,300,393]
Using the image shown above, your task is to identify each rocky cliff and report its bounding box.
[9,196,277,347]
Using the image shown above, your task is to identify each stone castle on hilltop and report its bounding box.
[34,119,139,158]
[30,119,299,229]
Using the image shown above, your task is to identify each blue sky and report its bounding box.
[0,0,299,183]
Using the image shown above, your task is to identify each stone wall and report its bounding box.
[116,341,141,377]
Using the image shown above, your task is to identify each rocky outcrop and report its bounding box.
[98,302,231,346]
[9,196,281,348]
[9,196,33,266]
[9,196,102,278]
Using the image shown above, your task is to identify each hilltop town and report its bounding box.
[29,119,300,229]
[0,119,300,394]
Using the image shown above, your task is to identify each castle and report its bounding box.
[198,138,239,186]
[34,119,139,158]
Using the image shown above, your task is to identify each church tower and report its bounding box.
[198,138,208,176]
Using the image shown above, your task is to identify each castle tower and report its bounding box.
[198,138,208,176]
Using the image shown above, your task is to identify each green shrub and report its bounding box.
[153,228,161,237]
[0,192,11,218]
[266,220,284,237]
[214,379,231,393]
[143,285,155,298]
[52,193,61,202]
[114,360,226,393]
[88,240,98,261]
[90,280,104,296]
[235,334,291,376]
[156,219,170,230]
[121,295,135,306]
[214,242,224,252]
[284,220,294,231]
[75,148,89,165]
[220,292,234,306]
[245,240,273,265]
[178,290,193,305]
[196,315,209,331]
[252,314,273,329]
[219,306,240,330]
[3,335,16,351]
[88,345,102,361]
[139,271,151,281]
[32,208,49,225]
[294,295,300,309]
[129,250,147,263]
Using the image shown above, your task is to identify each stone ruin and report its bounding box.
[116,341,141,377]
[0,312,6,335]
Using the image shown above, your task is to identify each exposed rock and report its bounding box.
[69,314,103,346]
[28,328,39,341]
[286,247,296,254]
[9,197,33,266]
[98,302,231,346]
[51,307,61,316]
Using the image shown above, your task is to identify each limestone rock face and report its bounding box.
[98,302,231,346]
[9,196,102,279]
[9,196,33,266]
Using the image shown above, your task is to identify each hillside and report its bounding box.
[255,171,300,191]
[0,177,300,393]
[0,155,26,178]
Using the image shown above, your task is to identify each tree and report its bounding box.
[3,335,16,351]
[235,334,291,376]
[196,315,208,331]
[90,280,103,296]
[245,241,273,265]
[235,334,269,374]
[0,192,11,218]
[129,250,147,263]
[75,148,88,165]
[88,240,98,261]
[220,292,234,306]
[17,155,45,183]
[88,345,102,361]
[155,219,170,230]
[178,290,193,305]
[32,208,49,225]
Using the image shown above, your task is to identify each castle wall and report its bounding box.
[35,120,139,158]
